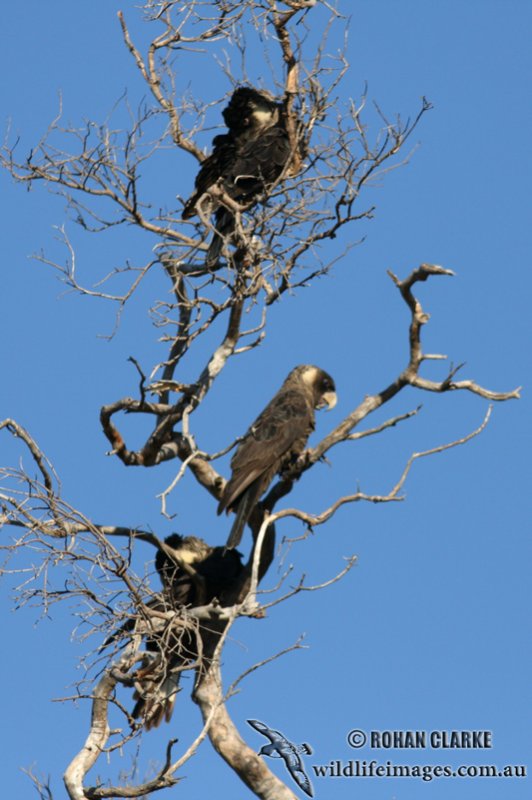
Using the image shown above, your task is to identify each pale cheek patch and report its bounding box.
[252,109,274,125]
[301,366,320,387]
[176,550,201,565]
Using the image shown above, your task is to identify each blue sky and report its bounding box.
[1,1,530,799]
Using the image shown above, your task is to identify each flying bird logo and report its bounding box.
[247,718,314,797]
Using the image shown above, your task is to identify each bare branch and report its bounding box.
[194,663,299,800]
[308,264,519,465]
[271,406,494,530]
[346,406,422,441]
[261,556,358,611]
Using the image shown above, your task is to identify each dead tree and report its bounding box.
[0,2,519,799]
